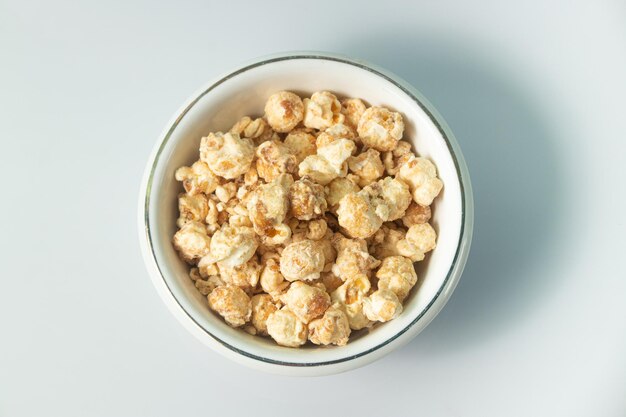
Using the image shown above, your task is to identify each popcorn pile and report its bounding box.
[172,91,443,348]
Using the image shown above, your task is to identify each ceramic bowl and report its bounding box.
[138,52,473,376]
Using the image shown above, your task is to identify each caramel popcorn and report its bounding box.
[250,294,278,335]
[308,303,351,346]
[207,285,252,327]
[200,132,254,179]
[303,91,344,130]
[357,106,404,151]
[363,290,403,322]
[172,91,443,347]
[280,239,325,282]
[289,178,327,220]
[173,221,212,263]
[255,140,298,182]
[347,148,384,187]
[264,91,304,133]
[397,156,443,206]
[281,281,331,323]
[298,138,356,185]
[175,160,219,196]
[376,256,418,301]
[340,98,367,130]
[266,307,308,347]
[284,130,317,164]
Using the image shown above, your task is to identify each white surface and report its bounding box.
[0,0,624,415]
[139,54,471,373]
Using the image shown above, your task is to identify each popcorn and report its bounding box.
[370,225,406,259]
[340,98,367,130]
[175,160,219,195]
[266,307,308,347]
[217,257,262,292]
[306,219,328,240]
[397,156,443,206]
[284,130,317,164]
[336,190,385,239]
[332,235,380,281]
[326,177,360,212]
[363,290,403,322]
[209,223,258,267]
[331,275,372,330]
[289,178,327,220]
[377,177,411,221]
[298,138,356,185]
[382,140,413,175]
[230,116,277,145]
[255,140,298,182]
[250,294,278,335]
[247,173,292,239]
[315,123,357,148]
[176,193,209,228]
[260,257,289,299]
[402,202,432,227]
[172,91,443,347]
[281,281,331,323]
[308,303,351,346]
[264,91,304,133]
[173,221,212,263]
[207,285,252,327]
[376,256,417,301]
[199,132,254,179]
[397,223,437,262]
[280,239,325,282]
[357,106,404,151]
[303,91,344,130]
[347,148,384,187]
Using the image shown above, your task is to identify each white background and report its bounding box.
[1,1,625,416]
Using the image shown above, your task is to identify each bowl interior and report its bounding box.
[146,56,463,365]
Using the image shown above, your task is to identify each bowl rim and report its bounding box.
[139,51,474,368]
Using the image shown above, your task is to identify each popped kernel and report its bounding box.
[266,307,308,347]
[308,303,351,346]
[402,202,432,227]
[207,285,252,327]
[284,130,317,164]
[217,257,262,292]
[176,193,209,228]
[255,140,298,182]
[382,140,414,175]
[340,98,367,130]
[376,256,418,301]
[173,221,211,263]
[289,178,328,220]
[306,219,328,240]
[209,223,258,268]
[175,160,219,195]
[264,91,304,133]
[363,290,403,322]
[303,91,344,130]
[247,173,293,240]
[332,235,380,281]
[336,190,386,238]
[377,177,412,221]
[298,138,356,185]
[215,182,237,203]
[326,177,360,212]
[281,281,331,323]
[357,106,404,151]
[230,116,277,145]
[347,148,384,187]
[250,294,278,335]
[398,223,437,262]
[260,257,289,299]
[331,275,372,330]
[315,123,357,148]
[370,225,406,259]
[199,132,254,179]
[397,156,443,206]
[280,239,325,282]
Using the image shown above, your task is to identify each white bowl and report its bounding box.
[138,52,473,376]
